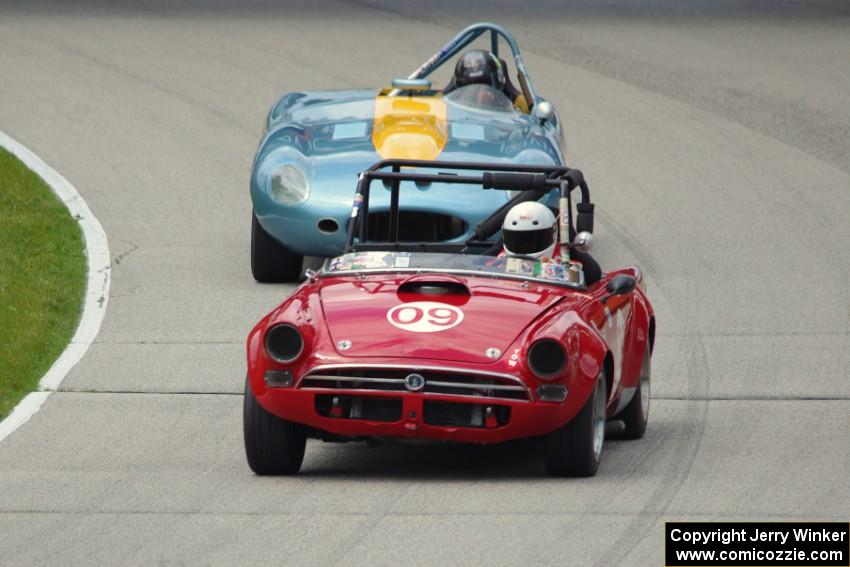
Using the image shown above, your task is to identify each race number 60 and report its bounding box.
[387,301,464,333]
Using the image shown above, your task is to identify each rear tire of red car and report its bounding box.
[621,343,651,439]
[544,372,607,477]
[243,378,307,475]
[251,211,304,283]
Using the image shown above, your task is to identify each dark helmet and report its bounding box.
[453,49,505,89]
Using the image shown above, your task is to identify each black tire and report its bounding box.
[243,377,307,475]
[544,372,608,477]
[251,212,304,283]
[621,343,651,439]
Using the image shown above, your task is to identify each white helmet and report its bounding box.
[502,201,557,259]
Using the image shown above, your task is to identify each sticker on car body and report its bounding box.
[387,302,464,333]
[450,122,485,140]
[333,121,368,140]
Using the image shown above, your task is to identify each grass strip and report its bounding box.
[0,147,85,419]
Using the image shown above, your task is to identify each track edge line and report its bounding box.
[0,130,111,444]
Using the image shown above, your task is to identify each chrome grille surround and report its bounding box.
[299,364,530,402]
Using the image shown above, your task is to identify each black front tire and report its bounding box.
[620,343,651,439]
[251,212,304,283]
[243,377,307,475]
[544,373,607,477]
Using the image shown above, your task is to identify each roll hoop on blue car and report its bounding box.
[250,23,571,282]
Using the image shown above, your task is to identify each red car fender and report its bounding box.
[518,301,609,415]
[613,266,654,392]
[566,317,610,412]
[247,282,327,401]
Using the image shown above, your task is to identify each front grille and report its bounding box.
[315,395,402,422]
[423,401,511,428]
[300,366,529,401]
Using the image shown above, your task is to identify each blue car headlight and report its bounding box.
[268,164,310,205]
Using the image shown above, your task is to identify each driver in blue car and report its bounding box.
[446,50,529,112]
[452,50,505,90]
[501,201,602,285]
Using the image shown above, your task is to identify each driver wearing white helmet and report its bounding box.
[502,201,558,259]
[502,201,601,284]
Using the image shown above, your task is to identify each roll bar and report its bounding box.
[343,159,594,255]
[402,23,539,109]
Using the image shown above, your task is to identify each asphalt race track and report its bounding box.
[1,2,849,564]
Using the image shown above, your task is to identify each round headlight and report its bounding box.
[528,339,567,379]
[265,324,304,363]
[268,165,309,205]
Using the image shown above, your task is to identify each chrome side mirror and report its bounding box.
[534,100,555,123]
[574,231,593,252]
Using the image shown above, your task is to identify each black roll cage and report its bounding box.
[343,159,594,256]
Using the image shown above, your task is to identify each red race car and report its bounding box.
[244,160,655,477]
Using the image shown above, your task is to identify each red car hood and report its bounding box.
[319,274,565,364]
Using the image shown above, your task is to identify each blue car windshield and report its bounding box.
[321,251,582,288]
[443,85,516,114]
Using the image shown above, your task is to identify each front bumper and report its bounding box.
[254,384,582,444]
[252,192,350,257]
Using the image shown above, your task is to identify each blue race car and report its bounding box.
[250,23,566,282]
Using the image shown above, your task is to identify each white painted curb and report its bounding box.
[0,131,110,443]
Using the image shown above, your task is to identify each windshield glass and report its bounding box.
[321,251,582,287]
[443,84,516,113]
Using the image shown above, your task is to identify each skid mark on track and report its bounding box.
[326,487,415,567]
[596,208,664,288]
[584,196,713,565]
[0,20,253,136]
[2,508,849,520]
[594,297,711,566]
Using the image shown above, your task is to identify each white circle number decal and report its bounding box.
[387,302,464,333]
